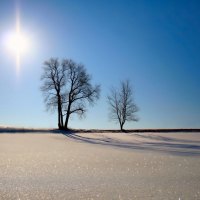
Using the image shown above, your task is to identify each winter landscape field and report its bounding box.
[0,130,200,200]
[1,0,200,199]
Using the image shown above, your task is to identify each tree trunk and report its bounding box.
[65,113,70,130]
[120,122,124,132]
[58,106,61,129]
[120,123,122,131]
[59,102,63,128]
[60,109,63,127]
[64,102,71,129]
[57,94,64,129]
[58,106,64,129]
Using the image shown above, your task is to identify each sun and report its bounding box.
[4,29,29,74]
[3,7,31,75]
[6,31,29,55]
[5,8,29,56]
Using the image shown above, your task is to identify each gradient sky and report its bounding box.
[0,0,200,129]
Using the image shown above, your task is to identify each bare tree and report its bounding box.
[41,58,66,129]
[41,58,100,130]
[62,59,100,129]
[107,80,138,131]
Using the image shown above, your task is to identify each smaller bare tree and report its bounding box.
[107,80,139,131]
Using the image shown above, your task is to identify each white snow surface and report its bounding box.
[0,131,200,199]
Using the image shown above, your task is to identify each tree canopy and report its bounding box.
[41,58,100,129]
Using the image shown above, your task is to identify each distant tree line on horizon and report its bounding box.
[41,58,138,131]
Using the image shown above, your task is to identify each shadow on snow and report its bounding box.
[62,132,200,157]
[0,127,200,157]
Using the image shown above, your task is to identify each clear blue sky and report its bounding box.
[0,0,200,129]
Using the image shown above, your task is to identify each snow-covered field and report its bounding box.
[0,131,200,199]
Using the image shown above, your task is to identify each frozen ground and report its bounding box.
[0,131,200,199]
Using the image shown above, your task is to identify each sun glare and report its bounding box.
[3,6,30,75]
[6,31,29,54]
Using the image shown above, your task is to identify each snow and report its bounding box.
[0,131,200,199]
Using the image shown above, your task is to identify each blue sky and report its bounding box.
[0,0,200,129]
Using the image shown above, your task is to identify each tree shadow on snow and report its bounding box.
[62,132,200,157]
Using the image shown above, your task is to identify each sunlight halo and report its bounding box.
[3,8,31,75]
[5,31,29,55]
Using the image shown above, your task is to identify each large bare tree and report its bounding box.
[41,58,66,129]
[41,58,100,130]
[63,59,100,129]
[107,80,138,131]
